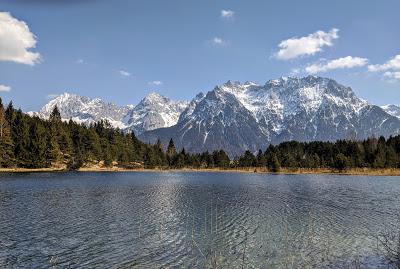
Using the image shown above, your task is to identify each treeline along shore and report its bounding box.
[1,97,400,175]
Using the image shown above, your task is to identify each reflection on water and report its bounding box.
[0,172,399,268]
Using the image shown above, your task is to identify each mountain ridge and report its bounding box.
[140,76,400,156]
[29,76,400,156]
[29,92,188,135]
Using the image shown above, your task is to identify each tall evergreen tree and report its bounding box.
[49,105,62,122]
[5,102,15,127]
[269,153,281,172]
[166,138,177,165]
[0,98,14,167]
[28,120,47,168]
[12,110,30,167]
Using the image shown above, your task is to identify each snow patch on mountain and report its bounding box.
[381,104,400,118]
[28,93,132,128]
[141,76,399,156]
[30,92,188,134]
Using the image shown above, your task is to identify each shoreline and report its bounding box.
[0,167,400,176]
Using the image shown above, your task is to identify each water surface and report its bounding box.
[0,172,399,268]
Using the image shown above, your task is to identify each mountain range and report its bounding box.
[29,92,188,135]
[29,76,400,156]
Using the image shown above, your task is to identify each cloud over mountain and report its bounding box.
[305,56,368,74]
[368,55,400,81]
[274,28,339,60]
[0,84,11,92]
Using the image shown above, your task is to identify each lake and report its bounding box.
[0,172,399,268]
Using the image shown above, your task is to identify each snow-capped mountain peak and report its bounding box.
[126,92,189,134]
[30,92,188,134]
[141,76,400,156]
[381,104,400,118]
[29,92,132,129]
[29,76,400,156]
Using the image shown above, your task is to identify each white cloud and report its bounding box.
[0,84,11,92]
[76,59,84,64]
[148,80,163,86]
[305,56,368,74]
[274,28,339,60]
[212,37,227,46]
[368,55,400,81]
[368,55,400,72]
[119,70,131,77]
[0,12,41,65]
[384,71,400,81]
[221,10,234,19]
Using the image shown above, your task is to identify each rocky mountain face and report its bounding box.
[140,76,400,156]
[30,76,400,156]
[28,93,132,129]
[30,92,188,135]
[125,93,188,134]
[381,104,400,118]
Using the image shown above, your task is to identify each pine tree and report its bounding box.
[5,102,15,127]
[269,153,281,172]
[0,98,14,167]
[58,124,72,161]
[213,150,230,168]
[173,149,186,168]
[333,153,350,171]
[28,120,47,168]
[103,147,113,167]
[238,150,256,167]
[373,136,387,168]
[167,138,176,156]
[385,146,398,168]
[256,149,266,167]
[12,110,30,167]
[49,105,62,122]
[46,122,62,165]
[167,138,177,165]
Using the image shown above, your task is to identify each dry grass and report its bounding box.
[2,166,400,176]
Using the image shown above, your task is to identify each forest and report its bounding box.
[1,97,400,171]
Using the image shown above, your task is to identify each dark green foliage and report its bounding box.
[2,98,400,171]
[49,105,62,122]
[12,110,30,166]
[28,119,47,168]
[0,98,14,167]
[212,150,230,168]
[270,153,281,172]
[238,150,256,167]
[333,153,350,171]
[166,138,177,165]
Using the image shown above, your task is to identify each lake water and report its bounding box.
[0,172,399,268]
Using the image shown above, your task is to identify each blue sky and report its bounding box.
[0,0,399,111]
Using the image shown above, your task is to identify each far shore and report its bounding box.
[1,166,400,176]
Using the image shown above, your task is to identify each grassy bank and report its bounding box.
[1,166,400,176]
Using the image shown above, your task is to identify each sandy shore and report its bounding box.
[1,166,400,176]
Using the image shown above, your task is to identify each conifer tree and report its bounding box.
[166,138,177,165]
[46,122,62,165]
[5,101,15,127]
[46,106,63,165]
[28,120,47,168]
[167,138,176,156]
[0,98,14,167]
[270,153,281,172]
[12,110,30,167]
[333,153,350,171]
[256,149,266,167]
[49,105,62,122]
